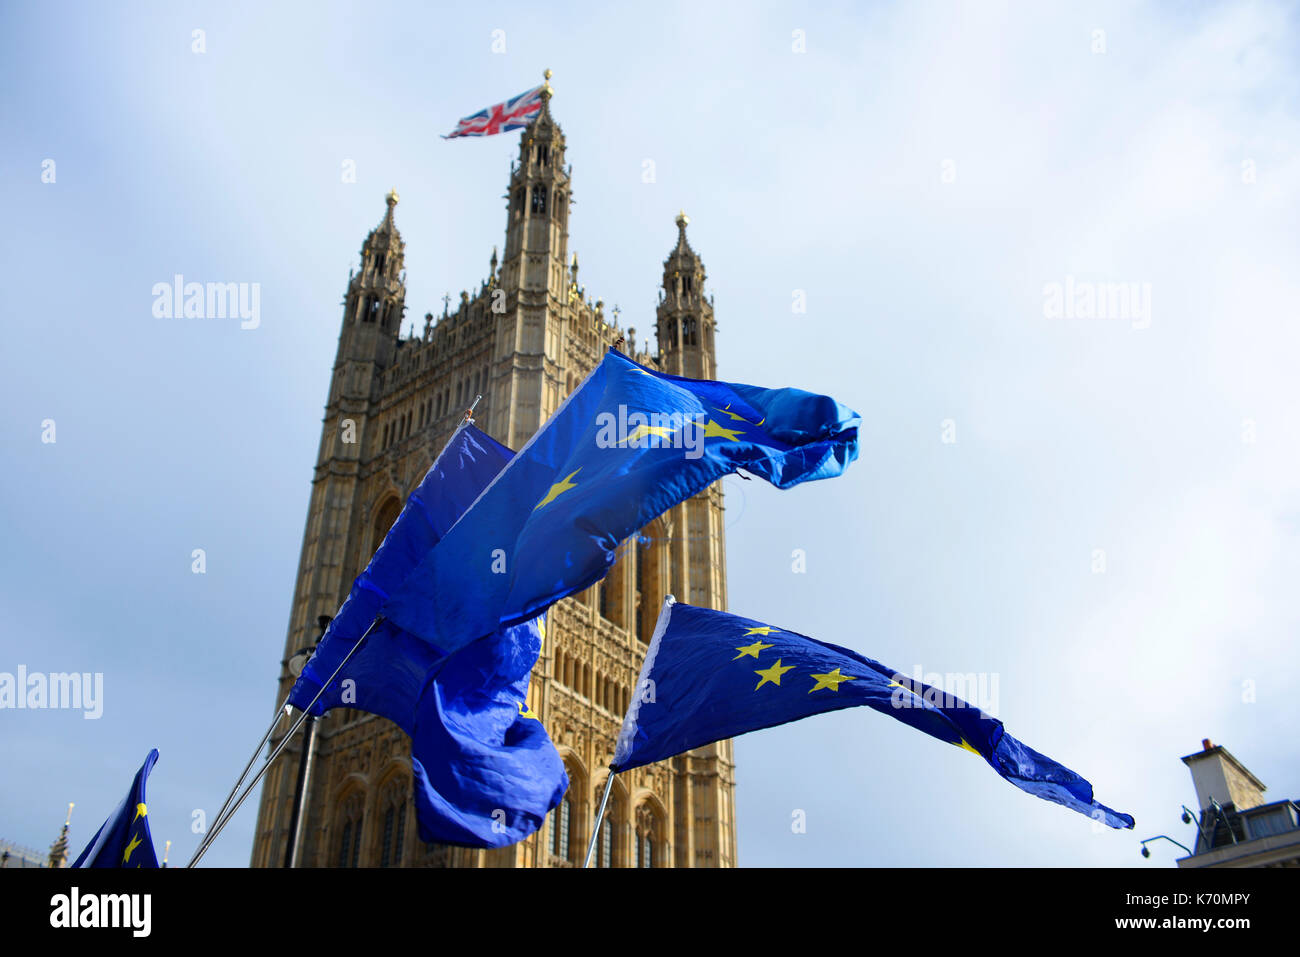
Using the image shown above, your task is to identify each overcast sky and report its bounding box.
[2,0,1297,867]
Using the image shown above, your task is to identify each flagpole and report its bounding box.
[583,771,616,868]
[188,401,485,868]
[202,693,291,851]
[582,594,676,868]
[187,615,384,867]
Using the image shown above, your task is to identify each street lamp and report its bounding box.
[1139,835,1192,858]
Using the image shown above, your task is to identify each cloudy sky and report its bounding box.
[2,0,1297,867]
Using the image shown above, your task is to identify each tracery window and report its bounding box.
[635,802,660,868]
[531,184,547,215]
[335,792,365,868]
[551,794,572,862]
[379,779,407,868]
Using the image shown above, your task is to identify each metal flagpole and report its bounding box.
[188,400,487,868]
[283,614,332,867]
[582,594,676,868]
[187,615,384,867]
[203,693,291,849]
[583,772,616,868]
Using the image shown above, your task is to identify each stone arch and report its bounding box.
[369,493,403,558]
[592,771,630,867]
[548,749,587,865]
[331,783,368,868]
[631,790,668,868]
[373,764,411,868]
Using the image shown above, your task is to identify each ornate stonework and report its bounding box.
[250,94,735,868]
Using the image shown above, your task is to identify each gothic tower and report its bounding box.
[250,77,736,868]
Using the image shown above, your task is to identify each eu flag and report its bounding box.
[288,422,516,730]
[288,422,567,847]
[72,749,160,868]
[383,349,860,654]
[410,614,567,847]
[613,601,1134,829]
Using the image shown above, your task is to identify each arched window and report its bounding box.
[372,497,402,557]
[335,792,365,868]
[378,778,407,868]
[635,802,659,868]
[531,184,547,215]
[551,794,572,862]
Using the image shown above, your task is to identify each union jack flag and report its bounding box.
[442,85,544,139]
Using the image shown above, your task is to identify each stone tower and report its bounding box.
[250,78,736,868]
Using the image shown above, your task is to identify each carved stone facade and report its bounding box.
[250,86,736,868]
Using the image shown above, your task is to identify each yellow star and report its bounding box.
[518,701,539,721]
[534,468,581,510]
[733,640,774,660]
[131,803,147,823]
[122,833,143,864]
[889,678,920,698]
[702,419,745,442]
[715,405,763,426]
[619,423,677,444]
[808,668,857,693]
[754,658,794,690]
[956,738,981,756]
[743,625,776,636]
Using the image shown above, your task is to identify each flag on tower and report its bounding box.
[612,600,1135,829]
[72,749,161,868]
[442,84,545,139]
[381,348,861,656]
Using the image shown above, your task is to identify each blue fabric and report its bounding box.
[383,349,861,654]
[288,423,514,730]
[72,749,160,867]
[410,616,567,847]
[287,423,566,848]
[613,603,1134,829]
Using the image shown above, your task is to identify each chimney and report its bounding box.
[1181,739,1267,812]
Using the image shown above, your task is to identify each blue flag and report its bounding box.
[72,749,160,867]
[288,422,515,730]
[411,615,567,847]
[383,349,860,654]
[288,422,566,848]
[613,601,1134,829]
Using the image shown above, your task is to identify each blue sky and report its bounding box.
[1,0,1297,867]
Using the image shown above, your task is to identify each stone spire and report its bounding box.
[47,802,73,868]
[656,210,715,379]
[499,69,571,308]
